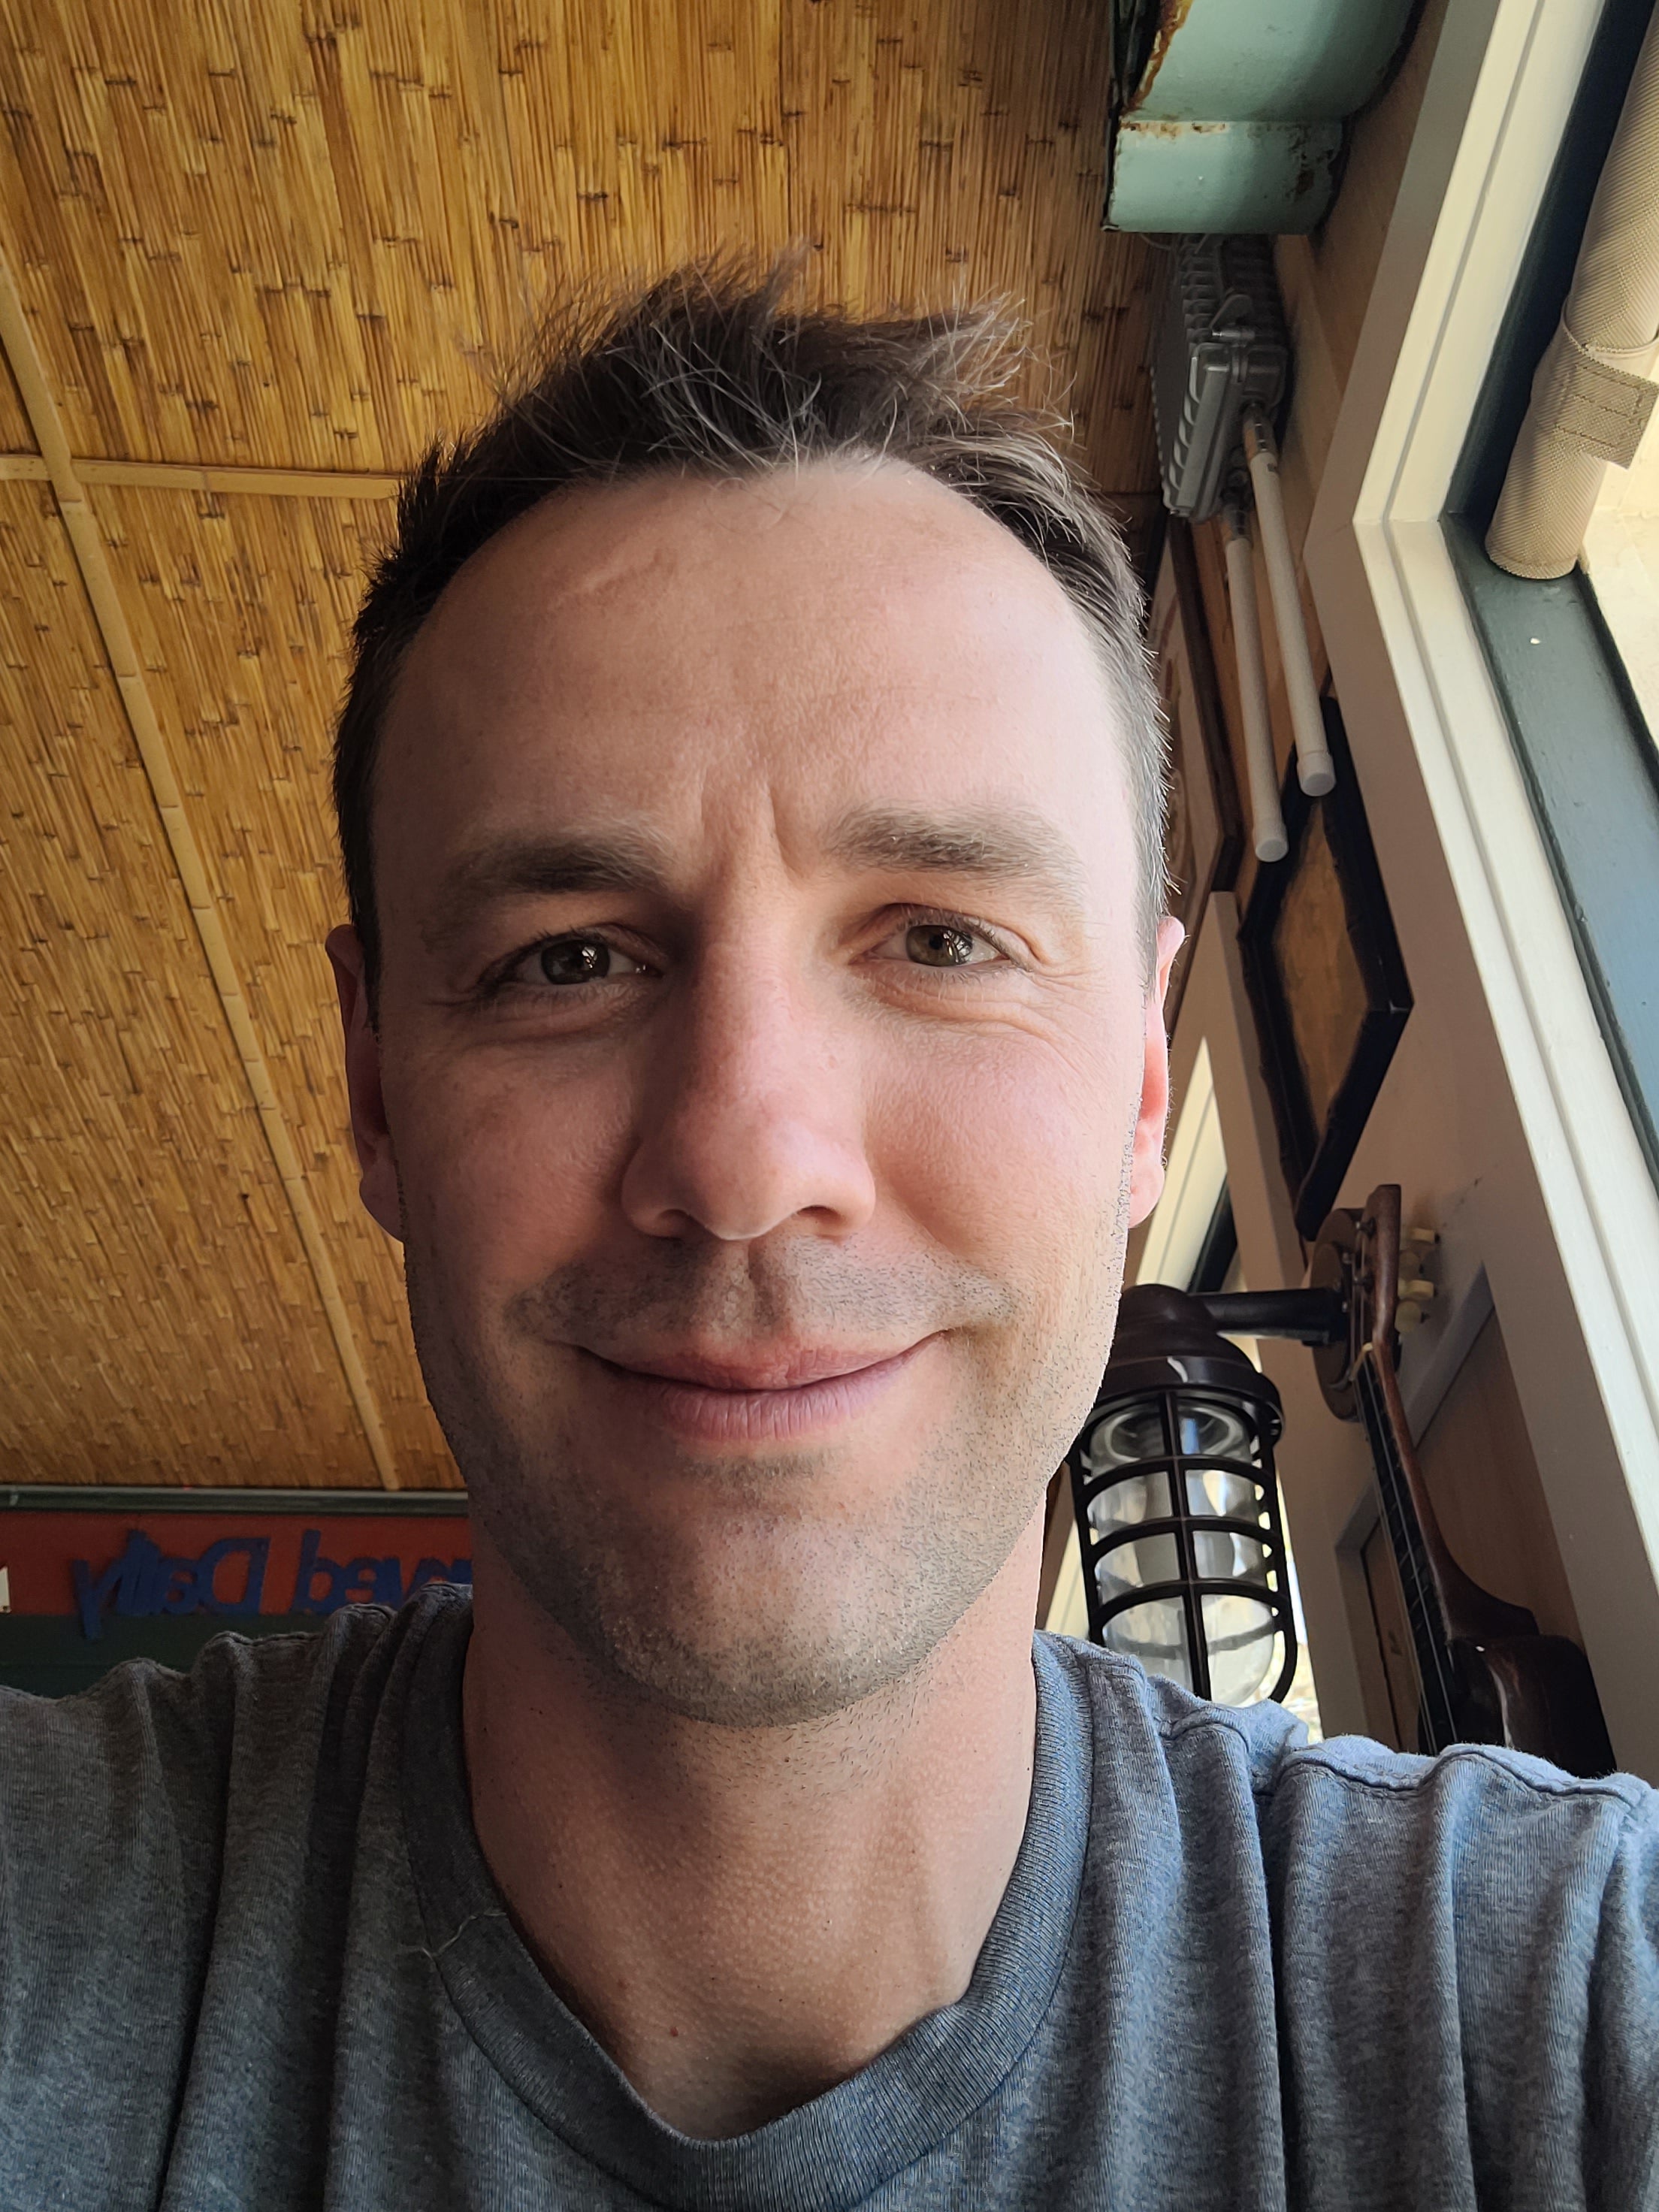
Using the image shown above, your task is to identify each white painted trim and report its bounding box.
[1353,1,1605,531]
[1135,1040,1225,1289]
[1304,0,1659,1754]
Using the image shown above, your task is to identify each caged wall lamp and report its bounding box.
[1067,1186,1616,1777]
[1068,1284,1300,1708]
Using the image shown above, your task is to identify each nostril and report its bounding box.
[618,1097,877,1245]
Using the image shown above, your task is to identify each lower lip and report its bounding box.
[585,1341,931,1445]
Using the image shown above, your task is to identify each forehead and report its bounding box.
[378,461,1130,892]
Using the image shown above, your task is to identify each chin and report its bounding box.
[476,1447,1022,1731]
[601,1624,917,1730]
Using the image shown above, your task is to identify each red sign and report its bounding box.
[0,1503,470,1642]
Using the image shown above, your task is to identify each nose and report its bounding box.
[618,951,878,1243]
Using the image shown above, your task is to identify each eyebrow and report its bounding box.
[423,827,675,954]
[823,804,1090,913]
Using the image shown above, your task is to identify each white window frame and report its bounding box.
[1304,0,1659,1772]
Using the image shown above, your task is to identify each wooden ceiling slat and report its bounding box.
[0,455,402,497]
[0,479,383,1484]
[0,353,32,451]
[93,480,456,1484]
[0,243,418,1486]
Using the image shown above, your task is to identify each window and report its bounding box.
[1446,0,1659,1184]
[1303,0,1659,1773]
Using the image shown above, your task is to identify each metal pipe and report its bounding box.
[1242,407,1335,797]
[1198,1289,1348,1346]
[1220,506,1288,863]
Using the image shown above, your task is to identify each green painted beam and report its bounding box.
[1131,0,1414,122]
[1108,119,1342,234]
[1104,0,1416,234]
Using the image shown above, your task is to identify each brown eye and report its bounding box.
[537,937,625,985]
[906,923,979,968]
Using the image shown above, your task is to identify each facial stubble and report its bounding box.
[403,1162,1134,1730]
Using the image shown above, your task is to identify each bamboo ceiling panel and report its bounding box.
[0,0,1166,1488]
[94,482,456,1483]
[0,478,378,1484]
[0,0,1159,532]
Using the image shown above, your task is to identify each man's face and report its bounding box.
[331,461,1178,1725]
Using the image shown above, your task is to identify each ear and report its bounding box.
[325,924,403,1242]
[1127,915,1186,1229]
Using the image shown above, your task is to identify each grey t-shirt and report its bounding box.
[1,1588,1654,2209]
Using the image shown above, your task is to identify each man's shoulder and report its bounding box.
[1038,1627,1656,1852]
[0,1590,470,2190]
[0,1587,466,1845]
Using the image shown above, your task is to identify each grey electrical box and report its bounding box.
[1150,237,1292,521]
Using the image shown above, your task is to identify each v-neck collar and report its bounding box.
[401,1598,1093,2212]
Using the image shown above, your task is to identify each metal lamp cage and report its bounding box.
[1068,1285,1299,1707]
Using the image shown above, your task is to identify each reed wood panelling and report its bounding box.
[93,482,456,1482]
[0,0,1166,1485]
[0,0,1159,545]
[778,0,1156,513]
[0,478,379,1484]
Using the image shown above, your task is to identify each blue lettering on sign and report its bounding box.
[72,1533,155,1640]
[72,1532,269,1642]
[290,1530,470,1616]
[68,1531,470,1640]
[292,1526,347,1615]
[195,1537,268,1617]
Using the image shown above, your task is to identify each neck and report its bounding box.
[461,1515,1044,2138]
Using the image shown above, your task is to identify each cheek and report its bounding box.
[866,1022,1139,1285]
[385,1040,635,1286]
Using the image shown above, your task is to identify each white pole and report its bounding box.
[1221,506,1289,863]
[1242,407,1335,797]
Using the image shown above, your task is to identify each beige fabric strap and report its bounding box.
[1535,323,1657,468]
[1487,8,1659,579]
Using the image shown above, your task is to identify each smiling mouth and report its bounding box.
[579,1340,933,1444]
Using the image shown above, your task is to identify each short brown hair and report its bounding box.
[334,259,1168,1002]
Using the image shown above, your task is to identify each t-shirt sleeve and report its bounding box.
[0,1652,239,2189]
[1266,1737,1659,2212]
[0,1612,403,2206]
[1584,1781,1659,2201]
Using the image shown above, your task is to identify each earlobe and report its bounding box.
[1126,915,1186,1231]
[325,924,403,1242]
